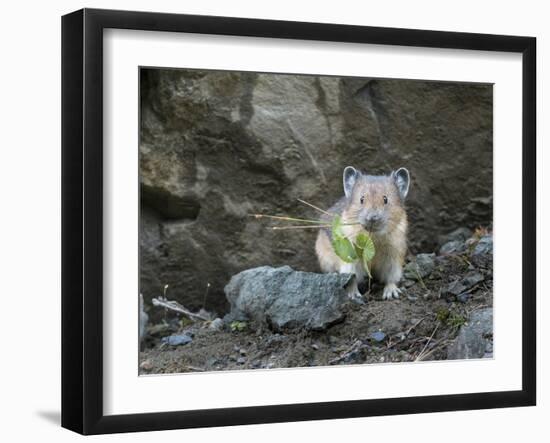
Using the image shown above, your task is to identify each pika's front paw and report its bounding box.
[382,283,401,300]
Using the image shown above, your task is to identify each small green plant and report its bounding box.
[230,321,248,332]
[448,312,466,330]
[436,308,450,323]
[435,308,466,330]
[252,199,375,276]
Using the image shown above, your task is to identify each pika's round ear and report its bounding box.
[343,166,359,198]
[392,168,410,199]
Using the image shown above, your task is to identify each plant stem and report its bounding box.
[202,282,210,310]
[250,214,328,224]
[271,225,332,230]
[416,322,439,361]
[415,264,428,290]
[296,198,334,217]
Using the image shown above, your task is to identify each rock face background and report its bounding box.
[140,68,492,314]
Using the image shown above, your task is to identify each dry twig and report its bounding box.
[415,338,453,362]
[415,323,440,361]
[151,297,210,322]
[329,340,363,365]
[386,316,427,350]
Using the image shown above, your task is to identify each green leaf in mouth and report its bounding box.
[331,215,358,263]
[354,231,375,278]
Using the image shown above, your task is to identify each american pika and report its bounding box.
[315,166,410,300]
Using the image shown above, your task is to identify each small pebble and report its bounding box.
[237,357,246,365]
[439,240,464,255]
[209,318,224,331]
[441,227,473,245]
[473,235,493,256]
[462,272,484,288]
[161,333,192,346]
[370,331,386,342]
[207,357,221,366]
[266,334,285,346]
[457,293,471,303]
[139,359,153,371]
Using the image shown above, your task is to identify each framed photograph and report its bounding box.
[61,8,536,435]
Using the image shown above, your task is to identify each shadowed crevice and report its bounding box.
[141,184,201,220]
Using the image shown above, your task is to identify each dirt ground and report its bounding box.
[139,243,492,374]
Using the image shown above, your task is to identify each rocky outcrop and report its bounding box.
[140,69,493,311]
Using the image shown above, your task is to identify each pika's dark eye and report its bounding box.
[383,196,388,204]
[360,196,364,205]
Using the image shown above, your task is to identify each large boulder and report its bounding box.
[224,266,356,331]
[140,69,492,312]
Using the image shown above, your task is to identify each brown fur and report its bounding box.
[315,170,409,299]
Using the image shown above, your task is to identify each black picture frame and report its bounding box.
[61,8,536,435]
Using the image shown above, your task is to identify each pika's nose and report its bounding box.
[363,214,382,230]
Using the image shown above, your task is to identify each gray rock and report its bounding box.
[370,331,386,342]
[473,235,493,256]
[447,308,493,360]
[208,318,224,331]
[404,253,435,280]
[161,333,193,346]
[443,280,466,299]
[443,272,485,300]
[456,293,471,303]
[139,70,493,312]
[439,227,473,245]
[341,348,365,364]
[266,333,286,347]
[462,272,484,288]
[207,357,221,367]
[224,266,356,331]
[439,240,466,255]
